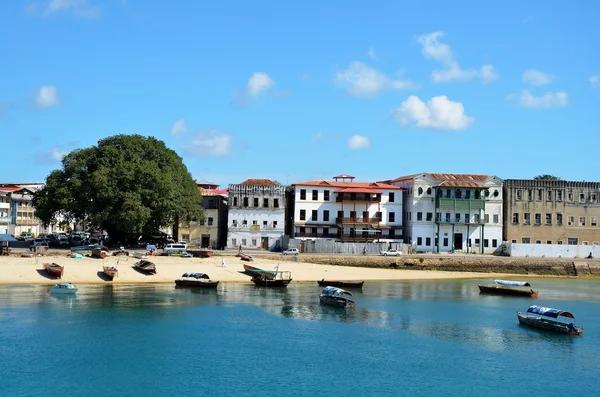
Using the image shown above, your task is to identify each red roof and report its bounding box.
[293,180,402,190]
[199,187,229,196]
[240,179,277,186]
[0,186,24,192]
[335,187,383,194]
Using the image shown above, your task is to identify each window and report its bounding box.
[252,239,257,246]
[232,219,238,227]
[417,237,422,245]
[591,216,598,227]
[233,197,238,206]
[492,239,497,248]
[425,237,431,246]
[324,190,330,201]
[252,220,257,225]
[273,221,278,228]
[389,212,395,222]
[312,190,318,200]
[418,187,423,195]
[455,213,461,222]
[426,187,432,195]
[512,240,517,243]
[527,190,533,201]
[545,214,552,225]
[484,214,489,223]
[300,189,306,200]
[263,198,269,207]
[323,210,330,222]
[474,214,481,224]
[524,213,530,225]
[242,220,248,225]
[337,210,343,220]
[522,237,531,243]
[580,193,585,203]
[516,190,522,200]
[583,241,589,245]
[547,240,552,244]
[350,211,356,218]
[534,213,541,225]
[568,190,573,201]
[475,239,480,245]
[557,213,563,225]
[312,210,318,221]
[568,216,574,226]
[263,221,268,226]
[493,214,499,223]
[208,217,213,226]
[445,212,451,222]
[200,218,205,226]
[274,198,279,208]
[547,191,552,201]
[443,238,448,247]
[417,212,423,221]
[475,190,481,199]
[557,190,563,201]
[300,210,306,221]
[455,189,462,199]
[568,238,578,245]
[592,193,597,202]
[232,238,237,246]
[558,240,563,245]
[299,227,305,234]
[580,216,586,226]
[446,189,451,198]
[389,192,394,202]
[465,190,471,199]
[535,240,542,244]
[375,211,382,221]
[243,197,249,206]
[426,212,433,222]
[253,198,259,207]
[484,239,489,248]
[181,234,190,243]
[242,239,247,245]
[536,189,542,201]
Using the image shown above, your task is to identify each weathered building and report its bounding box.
[503,179,600,245]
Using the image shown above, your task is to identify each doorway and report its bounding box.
[454,233,463,251]
[261,237,269,250]
[201,234,210,248]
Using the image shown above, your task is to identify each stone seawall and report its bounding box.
[260,255,600,277]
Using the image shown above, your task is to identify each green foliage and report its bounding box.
[533,175,561,181]
[33,134,203,240]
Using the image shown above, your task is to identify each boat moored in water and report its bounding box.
[51,282,78,294]
[319,286,356,308]
[478,280,538,298]
[175,273,219,288]
[251,271,292,287]
[317,279,364,289]
[517,305,583,335]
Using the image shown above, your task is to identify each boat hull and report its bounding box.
[319,295,355,308]
[243,264,276,280]
[51,287,77,294]
[175,279,219,288]
[517,312,583,335]
[135,260,156,274]
[251,277,291,287]
[479,285,538,298]
[103,266,118,280]
[44,263,64,279]
[318,280,364,289]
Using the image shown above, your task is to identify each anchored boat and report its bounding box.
[517,305,583,336]
[478,279,538,298]
[319,286,356,308]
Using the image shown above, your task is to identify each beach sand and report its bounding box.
[0,253,517,285]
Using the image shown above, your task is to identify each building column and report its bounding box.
[451,223,455,253]
[466,224,470,254]
[436,223,440,253]
[481,224,485,254]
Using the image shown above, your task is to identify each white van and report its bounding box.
[164,243,187,254]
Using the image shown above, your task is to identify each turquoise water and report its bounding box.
[1,279,599,396]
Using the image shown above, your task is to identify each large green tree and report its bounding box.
[33,134,203,242]
[534,175,561,181]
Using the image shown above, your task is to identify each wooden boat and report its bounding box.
[134,260,156,274]
[103,265,118,280]
[175,273,219,288]
[43,262,64,278]
[319,286,356,308]
[251,271,292,287]
[50,282,78,294]
[317,279,364,289]
[478,280,538,298]
[199,250,213,258]
[517,305,583,336]
[92,248,107,259]
[240,253,254,262]
[243,264,276,280]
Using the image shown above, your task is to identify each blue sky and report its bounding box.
[1,0,599,186]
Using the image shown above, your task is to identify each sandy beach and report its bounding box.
[0,253,519,285]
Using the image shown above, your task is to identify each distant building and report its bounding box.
[387,173,503,253]
[0,184,42,236]
[291,174,404,243]
[503,179,600,245]
[227,179,285,250]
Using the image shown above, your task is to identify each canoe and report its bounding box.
[103,266,118,280]
[478,285,538,298]
[135,260,156,274]
[317,279,364,289]
[43,263,64,279]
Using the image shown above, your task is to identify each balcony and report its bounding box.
[0,216,9,224]
[435,218,485,225]
[336,217,381,225]
[436,198,485,211]
[295,233,334,238]
[336,194,381,203]
[16,219,38,226]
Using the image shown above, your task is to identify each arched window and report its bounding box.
[493,189,499,197]
[426,187,431,195]
[455,189,462,199]
[418,187,423,195]
[485,189,490,197]
[474,190,481,199]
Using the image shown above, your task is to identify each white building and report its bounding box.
[292,174,404,243]
[227,179,285,250]
[388,173,503,254]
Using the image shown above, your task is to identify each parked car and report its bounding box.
[164,243,188,255]
[17,233,33,241]
[29,239,49,251]
[380,249,402,256]
[282,248,299,256]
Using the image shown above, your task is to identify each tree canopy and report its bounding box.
[33,134,203,241]
[533,175,561,181]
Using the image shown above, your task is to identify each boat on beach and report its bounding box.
[251,271,292,287]
[243,264,276,279]
[317,279,364,289]
[517,305,583,336]
[319,286,356,308]
[175,273,219,288]
[102,265,118,280]
[43,263,64,278]
[134,260,156,274]
[478,280,538,298]
[239,253,254,262]
[92,247,107,259]
[50,282,78,294]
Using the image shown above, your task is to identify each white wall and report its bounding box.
[505,243,600,258]
[228,209,285,250]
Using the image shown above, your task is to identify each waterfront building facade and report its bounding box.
[503,179,600,245]
[0,185,42,237]
[227,179,285,250]
[388,173,503,253]
[291,174,404,243]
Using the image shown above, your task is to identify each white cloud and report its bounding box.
[368,46,378,61]
[181,130,231,158]
[522,69,555,86]
[348,134,371,150]
[247,72,276,97]
[507,90,568,108]
[417,31,498,84]
[35,145,68,163]
[35,85,60,108]
[44,0,100,18]
[335,61,414,97]
[590,75,600,88]
[170,119,187,135]
[394,95,474,131]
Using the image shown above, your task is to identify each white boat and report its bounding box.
[50,282,78,294]
[319,286,356,308]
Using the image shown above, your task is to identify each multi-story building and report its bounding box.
[0,184,42,237]
[503,179,600,245]
[178,180,228,249]
[388,173,503,253]
[227,179,285,250]
[292,174,404,242]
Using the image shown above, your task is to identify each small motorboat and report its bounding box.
[517,305,583,335]
[319,286,356,308]
[43,263,64,279]
[51,282,78,294]
[251,271,292,287]
[103,266,118,280]
[134,260,156,274]
[317,279,364,289]
[175,273,219,288]
[478,280,538,298]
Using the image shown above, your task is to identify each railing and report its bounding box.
[16,219,39,226]
[336,196,381,203]
[0,216,9,223]
[336,217,381,225]
[295,233,333,238]
[436,198,485,211]
[434,219,485,225]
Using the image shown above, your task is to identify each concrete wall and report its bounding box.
[285,237,409,255]
[505,242,600,258]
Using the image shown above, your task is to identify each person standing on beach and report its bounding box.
[221,258,226,267]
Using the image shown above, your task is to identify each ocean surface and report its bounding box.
[1,278,599,396]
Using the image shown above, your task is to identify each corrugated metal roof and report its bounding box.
[239,179,277,186]
[389,173,489,183]
[437,181,483,188]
